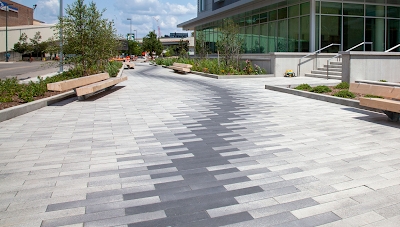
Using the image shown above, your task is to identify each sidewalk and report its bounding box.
[0,63,399,227]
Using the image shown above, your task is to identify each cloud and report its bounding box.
[35,0,59,24]
[113,0,196,38]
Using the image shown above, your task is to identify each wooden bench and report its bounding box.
[168,63,193,74]
[47,72,127,101]
[349,82,400,121]
[124,62,135,69]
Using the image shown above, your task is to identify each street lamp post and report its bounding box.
[127,18,132,55]
[5,4,13,62]
[127,18,132,38]
[59,0,63,72]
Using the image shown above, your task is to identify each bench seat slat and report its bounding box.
[360,97,400,113]
[75,76,127,96]
[350,83,400,99]
[47,73,109,92]
[168,66,191,72]
[172,63,193,68]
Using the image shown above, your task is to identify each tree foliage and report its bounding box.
[174,39,189,58]
[13,33,30,55]
[13,32,49,59]
[216,19,243,67]
[195,31,208,59]
[128,40,143,56]
[52,0,119,76]
[142,31,163,58]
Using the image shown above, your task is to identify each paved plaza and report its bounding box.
[1,63,400,227]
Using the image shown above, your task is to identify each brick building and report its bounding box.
[0,0,34,27]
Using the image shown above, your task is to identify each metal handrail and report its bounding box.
[326,42,373,80]
[385,44,400,52]
[297,43,341,77]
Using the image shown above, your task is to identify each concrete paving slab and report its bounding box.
[0,62,400,226]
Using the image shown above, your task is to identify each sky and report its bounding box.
[11,0,197,38]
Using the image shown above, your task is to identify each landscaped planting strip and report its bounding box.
[264,84,379,112]
[0,90,75,123]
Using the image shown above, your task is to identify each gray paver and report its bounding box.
[1,63,400,226]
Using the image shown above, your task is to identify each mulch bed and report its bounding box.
[325,86,363,100]
[0,91,65,111]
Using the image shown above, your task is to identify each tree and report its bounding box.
[53,0,119,76]
[128,40,143,56]
[13,33,30,56]
[30,32,48,59]
[195,31,208,59]
[216,19,243,67]
[13,32,49,60]
[142,31,163,58]
[174,39,189,58]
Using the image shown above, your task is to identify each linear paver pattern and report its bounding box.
[1,63,400,227]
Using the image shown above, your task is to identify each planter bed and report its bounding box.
[265,84,379,112]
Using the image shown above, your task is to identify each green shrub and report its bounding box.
[364,94,383,99]
[379,80,387,82]
[294,84,312,91]
[333,90,355,98]
[18,85,34,103]
[310,85,332,93]
[334,82,349,89]
[106,61,122,77]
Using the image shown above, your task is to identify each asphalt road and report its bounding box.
[0,61,60,80]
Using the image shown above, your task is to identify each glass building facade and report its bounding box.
[191,0,400,53]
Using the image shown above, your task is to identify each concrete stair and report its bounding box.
[305,62,342,80]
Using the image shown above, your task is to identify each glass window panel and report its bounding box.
[252,9,260,15]
[253,25,260,53]
[316,1,320,14]
[269,10,277,21]
[301,16,310,52]
[387,0,400,5]
[268,22,277,52]
[239,18,246,27]
[252,14,260,24]
[260,12,268,23]
[278,7,288,20]
[246,17,252,26]
[343,17,364,51]
[300,2,310,15]
[343,3,364,16]
[260,24,268,53]
[245,26,252,53]
[387,19,400,52]
[365,18,385,51]
[366,5,385,17]
[388,6,400,18]
[320,15,341,52]
[288,18,299,52]
[321,2,341,15]
[277,20,288,51]
[289,5,299,18]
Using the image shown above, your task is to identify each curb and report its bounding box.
[0,91,75,123]
[264,85,379,112]
[1,66,125,123]
[190,71,274,79]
